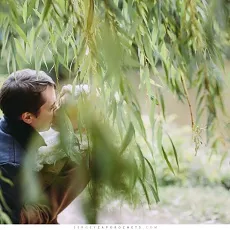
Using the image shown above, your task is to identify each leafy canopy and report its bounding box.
[0,1,230,222]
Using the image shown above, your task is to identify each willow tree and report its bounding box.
[0,0,230,224]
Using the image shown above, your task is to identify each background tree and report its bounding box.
[0,0,230,224]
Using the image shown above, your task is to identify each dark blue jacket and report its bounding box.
[0,116,46,223]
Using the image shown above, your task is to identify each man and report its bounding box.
[0,69,90,224]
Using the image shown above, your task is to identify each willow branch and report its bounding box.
[181,74,194,128]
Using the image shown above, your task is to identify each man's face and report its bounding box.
[30,85,57,132]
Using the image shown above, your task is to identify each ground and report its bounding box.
[58,186,230,224]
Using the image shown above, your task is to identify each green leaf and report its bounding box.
[23,0,28,24]
[143,35,154,66]
[138,177,150,206]
[219,151,228,169]
[167,134,179,170]
[158,89,165,119]
[130,158,138,190]
[162,60,169,83]
[10,37,17,73]
[0,190,10,212]
[1,21,10,57]
[150,79,162,88]
[35,41,49,72]
[196,94,205,112]
[41,0,52,22]
[12,24,28,43]
[162,146,175,175]
[7,48,11,73]
[27,0,37,16]
[156,122,162,150]
[148,183,160,203]
[0,211,12,224]
[14,38,29,63]
[86,0,94,32]
[7,0,19,20]
[33,9,42,19]
[106,0,126,21]
[116,104,124,139]
[12,55,17,73]
[136,144,146,179]
[42,55,48,70]
[52,12,62,31]
[0,171,13,187]
[28,27,35,61]
[144,157,158,193]
[119,123,135,154]
[53,54,60,82]
[132,102,146,138]
[196,107,205,124]
[111,99,117,124]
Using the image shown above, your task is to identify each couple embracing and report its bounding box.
[0,69,90,224]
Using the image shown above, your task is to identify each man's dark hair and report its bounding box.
[0,69,56,120]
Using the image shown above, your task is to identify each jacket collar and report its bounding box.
[0,116,46,150]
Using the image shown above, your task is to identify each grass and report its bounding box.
[155,186,230,224]
[58,185,230,224]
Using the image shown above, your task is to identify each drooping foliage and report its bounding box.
[0,0,230,223]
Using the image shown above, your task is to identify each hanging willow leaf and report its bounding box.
[87,0,94,32]
[138,177,150,206]
[158,89,166,119]
[22,0,28,24]
[136,144,146,180]
[219,151,228,169]
[0,0,230,223]
[104,0,125,21]
[161,146,175,175]
[167,133,179,170]
[119,123,135,154]
[7,0,19,20]
[27,0,37,17]
[144,157,158,194]
[35,41,49,72]
[0,190,10,213]
[0,171,13,187]
[1,20,10,57]
[0,211,12,224]
[156,121,163,150]
[132,102,146,138]
[14,38,28,63]
[41,0,52,22]
[12,24,28,43]
[130,158,139,190]
[148,183,160,203]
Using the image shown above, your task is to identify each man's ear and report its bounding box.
[21,112,34,125]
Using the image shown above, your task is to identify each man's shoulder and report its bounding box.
[0,126,24,165]
[0,126,15,149]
